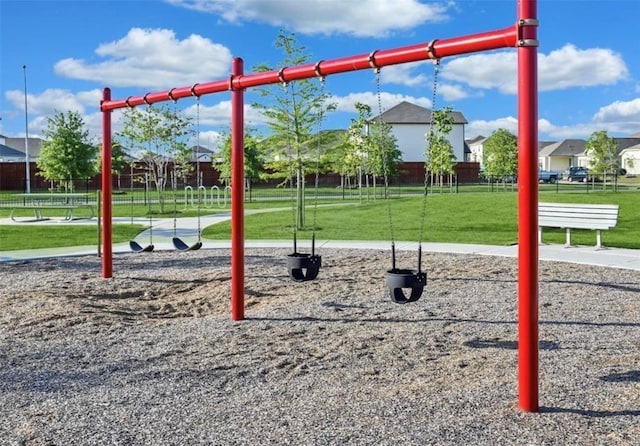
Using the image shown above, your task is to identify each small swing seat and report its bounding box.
[172,237,203,251]
[129,240,154,253]
[386,269,426,304]
[287,253,322,282]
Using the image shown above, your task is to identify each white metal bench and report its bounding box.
[538,202,619,249]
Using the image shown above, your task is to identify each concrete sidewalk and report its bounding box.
[1,214,640,271]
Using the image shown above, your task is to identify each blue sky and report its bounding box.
[1,0,639,150]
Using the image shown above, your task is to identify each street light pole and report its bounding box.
[23,64,31,193]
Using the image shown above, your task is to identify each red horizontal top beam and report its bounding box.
[101,25,517,111]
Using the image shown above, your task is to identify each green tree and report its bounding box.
[252,30,335,229]
[118,104,191,212]
[585,130,618,189]
[368,117,402,196]
[96,139,130,191]
[36,111,98,191]
[483,128,518,186]
[425,106,456,191]
[327,103,374,192]
[215,128,263,198]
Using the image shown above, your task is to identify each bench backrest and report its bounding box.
[538,202,619,230]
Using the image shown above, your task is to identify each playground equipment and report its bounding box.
[284,79,325,282]
[171,96,203,251]
[378,61,441,304]
[129,172,154,252]
[101,1,539,412]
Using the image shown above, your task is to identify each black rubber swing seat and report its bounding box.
[172,237,203,251]
[287,253,322,282]
[386,268,427,304]
[129,240,154,253]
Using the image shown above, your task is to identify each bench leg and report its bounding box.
[538,227,543,245]
[565,228,571,247]
[596,230,602,249]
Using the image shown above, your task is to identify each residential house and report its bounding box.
[190,145,215,163]
[0,143,26,162]
[371,101,468,162]
[538,139,585,171]
[0,136,43,159]
[465,135,553,168]
[466,135,487,165]
[620,143,640,175]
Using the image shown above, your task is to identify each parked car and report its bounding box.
[567,166,589,182]
[538,169,562,183]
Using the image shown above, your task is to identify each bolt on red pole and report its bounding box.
[517,0,539,412]
[230,58,245,321]
[101,88,113,278]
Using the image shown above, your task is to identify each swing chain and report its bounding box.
[375,68,395,245]
[420,59,441,245]
[312,76,326,234]
[195,96,202,237]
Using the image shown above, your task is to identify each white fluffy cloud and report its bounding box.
[166,0,450,37]
[443,44,629,95]
[6,88,101,116]
[593,98,640,124]
[54,28,232,89]
[332,91,431,114]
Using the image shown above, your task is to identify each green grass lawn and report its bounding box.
[204,191,640,249]
[1,190,639,251]
[0,224,144,251]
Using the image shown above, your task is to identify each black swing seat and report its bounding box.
[287,253,322,282]
[172,237,203,251]
[386,268,426,304]
[129,240,154,253]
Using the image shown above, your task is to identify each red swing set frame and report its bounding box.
[101,1,539,412]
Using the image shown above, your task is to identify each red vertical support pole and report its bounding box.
[230,58,245,321]
[101,88,113,279]
[517,0,539,412]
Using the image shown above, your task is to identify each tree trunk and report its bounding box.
[296,160,304,229]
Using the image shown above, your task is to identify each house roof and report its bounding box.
[2,137,43,157]
[466,135,486,145]
[189,145,214,162]
[540,139,586,157]
[372,101,468,125]
[0,143,27,159]
[613,137,640,154]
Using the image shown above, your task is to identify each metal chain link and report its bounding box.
[419,59,440,245]
[312,77,326,233]
[375,69,395,244]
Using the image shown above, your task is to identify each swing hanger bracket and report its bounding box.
[278,67,288,87]
[517,18,539,47]
[426,39,439,61]
[168,88,178,102]
[314,60,326,80]
[368,50,380,73]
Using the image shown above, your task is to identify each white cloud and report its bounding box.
[466,96,640,140]
[443,44,629,95]
[333,91,431,114]
[540,44,628,91]
[54,28,232,89]
[465,117,518,139]
[182,100,268,127]
[380,62,430,87]
[166,0,451,37]
[6,88,100,115]
[593,98,640,124]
